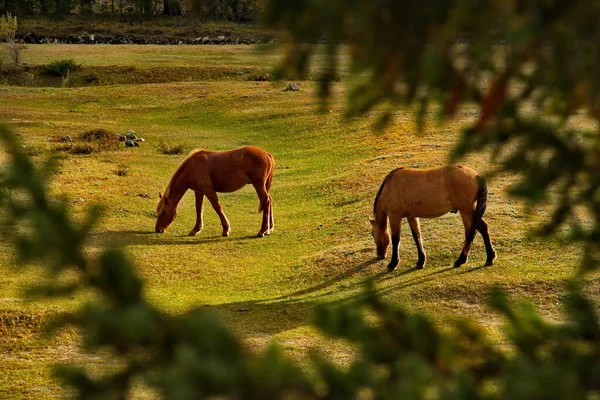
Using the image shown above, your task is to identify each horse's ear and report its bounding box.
[159,192,163,199]
[368,217,376,226]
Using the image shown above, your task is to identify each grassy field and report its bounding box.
[0,44,592,398]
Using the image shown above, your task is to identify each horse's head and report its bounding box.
[369,217,389,259]
[155,192,178,233]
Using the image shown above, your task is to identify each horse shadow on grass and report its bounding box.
[202,261,467,338]
[87,229,487,338]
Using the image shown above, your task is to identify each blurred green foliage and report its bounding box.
[3,1,600,397]
[2,115,600,398]
[263,0,600,273]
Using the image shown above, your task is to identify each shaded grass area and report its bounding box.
[0,46,595,397]
[1,44,341,87]
[2,64,275,87]
[17,17,284,43]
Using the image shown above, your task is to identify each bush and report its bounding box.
[114,165,129,176]
[42,59,81,78]
[52,129,121,155]
[157,141,185,155]
[0,13,25,67]
[80,128,116,142]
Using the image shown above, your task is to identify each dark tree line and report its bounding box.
[0,0,258,20]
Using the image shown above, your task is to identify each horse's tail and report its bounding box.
[259,153,274,212]
[464,175,487,247]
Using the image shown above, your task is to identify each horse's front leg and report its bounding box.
[387,215,402,271]
[188,191,205,236]
[205,189,231,237]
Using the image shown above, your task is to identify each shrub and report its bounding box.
[80,128,115,142]
[0,13,25,67]
[114,165,129,176]
[79,128,121,152]
[157,141,185,155]
[68,143,95,155]
[0,13,17,42]
[42,59,81,78]
[52,129,121,155]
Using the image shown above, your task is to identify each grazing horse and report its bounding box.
[370,165,497,271]
[155,146,274,237]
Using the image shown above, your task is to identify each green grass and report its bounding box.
[0,44,594,398]
[2,44,345,87]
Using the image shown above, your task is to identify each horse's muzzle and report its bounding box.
[155,226,165,234]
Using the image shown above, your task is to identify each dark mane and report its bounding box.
[373,168,402,218]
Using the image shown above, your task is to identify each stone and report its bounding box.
[64,135,72,142]
[135,137,145,142]
[125,140,135,147]
[125,131,137,140]
[284,83,300,92]
[133,141,140,147]
[202,36,210,43]
[217,35,225,41]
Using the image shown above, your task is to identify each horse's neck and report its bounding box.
[376,214,388,228]
[375,208,388,228]
[166,168,190,206]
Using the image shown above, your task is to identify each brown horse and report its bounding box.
[155,146,274,237]
[370,165,497,271]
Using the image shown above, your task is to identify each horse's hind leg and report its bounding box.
[478,219,497,266]
[268,194,274,232]
[189,191,205,236]
[252,181,271,237]
[205,189,231,237]
[454,211,474,268]
[387,215,402,271]
[407,217,426,269]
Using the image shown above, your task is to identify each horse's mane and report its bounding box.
[373,168,402,219]
[163,149,204,198]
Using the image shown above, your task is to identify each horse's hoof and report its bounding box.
[257,232,265,237]
[188,230,200,236]
[485,252,497,266]
[222,231,230,237]
[416,263,424,270]
[386,261,398,271]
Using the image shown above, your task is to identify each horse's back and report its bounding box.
[192,146,273,193]
[382,166,479,218]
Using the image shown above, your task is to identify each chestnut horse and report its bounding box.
[155,146,274,237]
[370,165,497,271]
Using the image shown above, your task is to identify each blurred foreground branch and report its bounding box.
[263,0,600,272]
